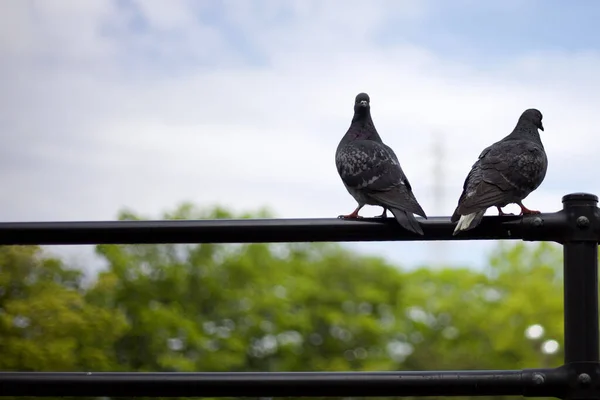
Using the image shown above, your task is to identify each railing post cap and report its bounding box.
[562,193,598,205]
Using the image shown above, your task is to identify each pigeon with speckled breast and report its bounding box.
[451,108,548,235]
[335,92,427,235]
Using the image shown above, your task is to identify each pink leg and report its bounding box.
[338,206,364,219]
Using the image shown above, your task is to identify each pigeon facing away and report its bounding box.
[335,93,427,235]
[451,108,548,235]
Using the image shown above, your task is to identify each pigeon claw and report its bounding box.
[496,206,514,216]
[338,214,363,219]
[520,209,541,215]
[338,207,363,219]
[518,204,541,215]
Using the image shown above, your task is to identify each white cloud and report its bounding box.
[0,0,597,272]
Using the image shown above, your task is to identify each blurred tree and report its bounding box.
[400,242,564,372]
[0,245,127,372]
[89,203,408,374]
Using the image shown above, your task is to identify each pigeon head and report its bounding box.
[347,92,381,141]
[353,92,371,115]
[520,108,544,131]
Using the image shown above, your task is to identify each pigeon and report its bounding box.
[451,108,548,235]
[335,92,427,235]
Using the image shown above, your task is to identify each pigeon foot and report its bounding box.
[518,203,541,215]
[338,206,364,219]
[338,214,364,219]
[496,206,515,216]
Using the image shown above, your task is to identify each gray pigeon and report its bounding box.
[335,92,427,235]
[451,108,548,235]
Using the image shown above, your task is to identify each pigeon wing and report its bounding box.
[336,140,426,217]
[456,139,546,215]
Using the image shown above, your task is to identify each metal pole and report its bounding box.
[0,213,564,245]
[562,193,599,364]
[0,369,566,397]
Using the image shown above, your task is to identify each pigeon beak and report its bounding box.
[360,100,368,107]
[539,122,544,131]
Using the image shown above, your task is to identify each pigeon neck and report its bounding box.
[350,112,382,141]
[509,122,543,144]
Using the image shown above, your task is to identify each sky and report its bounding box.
[1,0,600,274]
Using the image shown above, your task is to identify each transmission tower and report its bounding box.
[430,131,447,267]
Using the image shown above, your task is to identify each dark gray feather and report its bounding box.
[336,140,426,218]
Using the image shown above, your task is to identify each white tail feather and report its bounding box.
[453,213,477,234]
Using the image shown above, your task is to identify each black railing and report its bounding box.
[0,192,598,399]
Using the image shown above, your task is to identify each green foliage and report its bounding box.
[0,246,127,372]
[401,242,564,374]
[90,204,406,374]
[0,204,572,400]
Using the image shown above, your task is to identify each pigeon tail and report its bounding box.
[389,208,424,235]
[452,211,485,235]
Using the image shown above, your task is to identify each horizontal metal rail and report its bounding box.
[0,212,566,245]
[0,369,567,397]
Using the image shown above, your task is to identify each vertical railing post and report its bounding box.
[561,193,600,399]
